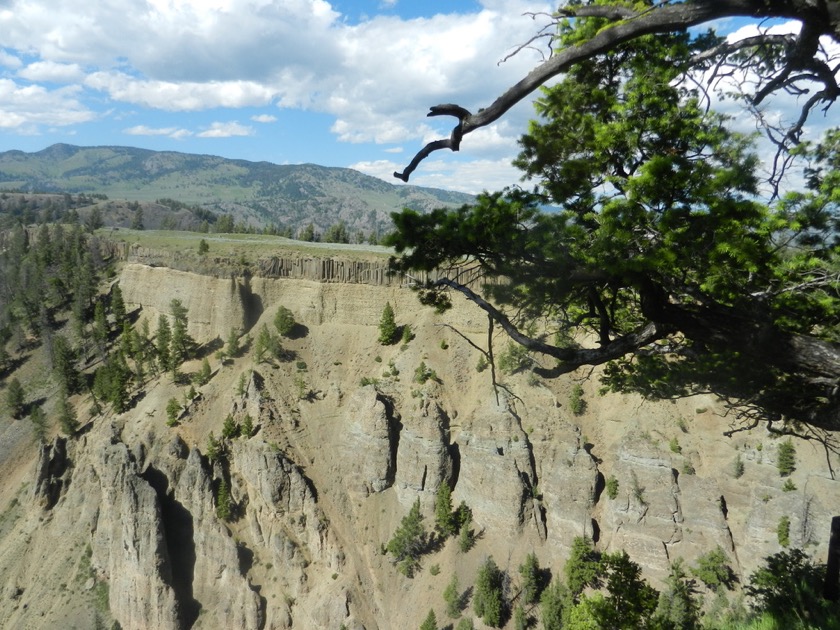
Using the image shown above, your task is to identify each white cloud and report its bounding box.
[251,114,277,123]
[350,156,522,194]
[0,50,22,70]
[0,78,96,130]
[123,125,192,139]
[197,121,254,138]
[18,60,84,83]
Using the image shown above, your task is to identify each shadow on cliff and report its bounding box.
[141,464,201,628]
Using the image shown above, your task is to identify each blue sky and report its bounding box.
[0,1,836,194]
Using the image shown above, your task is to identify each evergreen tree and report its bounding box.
[198,238,209,255]
[226,327,240,359]
[156,314,172,373]
[592,551,659,629]
[110,282,126,325]
[30,404,48,443]
[565,537,601,598]
[216,477,231,521]
[378,302,397,345]
[92,300,109,352]
[473,556,505,627]
[273,305,296,337]
[386,498,426,577]
[166,397,181,426]
[222,413,240,439]
[241,414,254,438]
[131,206,144,230]
[169,298,192,367]
[776,439,796,477]
[56,386,78,434]
[205,431,221,462]
[518,551,541,605]
[419,609,437,630]
[457,512,475,553]
[6,377,25,419]
[443,573,461,619]
[540,579,571,630]
[654,559,700,630]
[434,481,455,537]
[196,357,212,385]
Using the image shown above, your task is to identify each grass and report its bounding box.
[100,228,393,263]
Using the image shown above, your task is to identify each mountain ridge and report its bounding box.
[0,143,475,234]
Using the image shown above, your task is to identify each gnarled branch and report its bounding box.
[395,0,840,182]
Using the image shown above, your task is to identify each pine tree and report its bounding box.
[156,314,172,373]
[56,386,78,435]
[196,357,212,385]
[419,609,437,630]
[166,397,181,426]
[110,282,126,325]
[169,298,192,367]
[205,431,221,461]
[777,439,796,477]
[92,300,109,353]
[654,558,700,630]
[565,537,601,598]
[216,478,231,521]
[473,556,505,627]
[378,302,397,345]
[222,413,240,439]
[540,579,571,630]
[226,326,240,359]
[241,414,254,438]
[274,305,296,336]
[519,551,541,605]
[386,498,426,577]
[435,482,455,537]
[457,512,475,553]
[254,324,273,364]
[6,377,25,419]
[30,404,48,443]
[443,573,461,619]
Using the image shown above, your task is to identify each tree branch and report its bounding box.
[395,0,840,181]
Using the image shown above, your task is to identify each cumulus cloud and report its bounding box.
[351,156,522,194]
[0,78,96,129]
[251,114,277,123]
[18,61,85,83]
[197,121,254,138]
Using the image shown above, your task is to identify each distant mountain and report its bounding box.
[0,144,474,234]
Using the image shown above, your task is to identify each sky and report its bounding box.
[0,0,837,195]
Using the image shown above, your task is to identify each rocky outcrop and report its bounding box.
[394,397,453,509]
[90,436,182,630]
[456,401,537,535]
[337,386,398,496]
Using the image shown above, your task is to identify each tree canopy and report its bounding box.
[387,2,840,443]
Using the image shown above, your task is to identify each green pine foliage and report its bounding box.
[222,413,240,439]
[776,439,796,477]
[156,314,172,373]
[443,574,461,619]
[434,482,455,537]
[653,559,700,630]
[165,398,181,427]
[30,405,48,443]
[419,609,437,630]
[56,387,78,435]
[6,377,25,419]
[273,305,296,337]
[215,478,231,521]
[378,302,397,345]
[540,579,571,630]
[777,516,791,548]
[473,556,505,627]
[518,551,541,605]
[386,498,427,577]
[565,537,601,597]
[690,546,736,590]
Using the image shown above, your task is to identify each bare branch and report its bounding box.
[396,0,840,181]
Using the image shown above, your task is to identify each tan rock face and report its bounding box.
[2,262,840,629]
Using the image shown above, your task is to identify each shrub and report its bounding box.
[669,437,682,453]
[782,478,797,492]
[776,439,796,477]
[606,476,619,500]
[569,384,586,415]
[777,516,791,548]
[690,546,736,590]
[476,354,489,372]
[498,342,529,375]
[733,454,745,478]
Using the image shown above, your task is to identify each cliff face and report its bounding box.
[1,262,838,629]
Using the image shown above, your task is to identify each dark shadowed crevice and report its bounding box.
[591,518,601,544]
[593,470,606,505]
[237,271,264,333]
[377,393,402,488]
[141,465,201,629]
[449,442,461,490]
